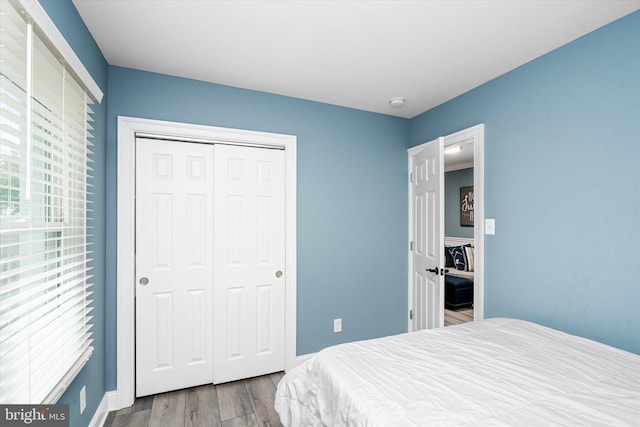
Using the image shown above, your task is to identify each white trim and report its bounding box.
[87,391,116,427]
[44,347,94,404]
[475,126,485,321]
[407,124,485,330]
[116,116,297,409]
[19,0,103,102]
[406,146,416,331]
[444,160,474,172]
[442,124,485,322]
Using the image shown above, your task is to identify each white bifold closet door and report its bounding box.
[135,138,285,397]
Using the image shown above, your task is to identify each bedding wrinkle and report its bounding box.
[275,318,640,426]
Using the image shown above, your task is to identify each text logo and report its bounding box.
[1,405,69,426]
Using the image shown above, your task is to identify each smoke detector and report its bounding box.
[388,97,406,108]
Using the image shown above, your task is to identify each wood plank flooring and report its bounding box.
[104,372,284,427]
[105,312,472,427]
[444,307,473,326]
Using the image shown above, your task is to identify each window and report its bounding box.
[1,0,100,403]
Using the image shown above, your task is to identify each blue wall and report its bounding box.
[38,1,108,426]
[36,4,639,425]
[104,67,411,388]
[411,11,640,354]
[445,168,474,238]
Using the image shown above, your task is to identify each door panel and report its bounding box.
[135,138,214,397]
[213,145,286,384]
[410,138,444,331]
[136,139,286,393]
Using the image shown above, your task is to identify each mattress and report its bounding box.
[275,318,640,426]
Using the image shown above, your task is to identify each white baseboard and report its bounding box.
[87,393,108,427]
[106,391,120,412]
[88,391,118,427]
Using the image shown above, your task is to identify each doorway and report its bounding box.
[115,116,297,409]
[408,124,484,331]
[443,135,475,326]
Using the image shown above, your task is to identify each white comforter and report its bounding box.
[275,318,640,426]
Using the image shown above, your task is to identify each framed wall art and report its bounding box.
[460,186,474,227]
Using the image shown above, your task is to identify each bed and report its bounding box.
[444,237,475,309]
[274,318,640,426]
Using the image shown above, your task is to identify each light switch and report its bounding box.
[485,219,495,235]
[334,318,342,333]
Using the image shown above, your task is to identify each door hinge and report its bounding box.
[409,172,413,183]
[410,241,414,251]
[409,309,413,320]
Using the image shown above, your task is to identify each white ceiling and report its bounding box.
[72,0,639,119]
[445,140,474,170]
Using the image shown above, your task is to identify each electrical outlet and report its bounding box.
[80,385,86,415]
[334,318,342,333]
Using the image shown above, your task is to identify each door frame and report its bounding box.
[407,124,484,330]
[115,116,297,409]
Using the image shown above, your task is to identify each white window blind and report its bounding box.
[1,1,96,403]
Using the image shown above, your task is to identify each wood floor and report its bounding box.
[444,307,473,326]
[104,372,284,427]
[105,312,471,427]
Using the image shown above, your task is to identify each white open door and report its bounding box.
[135,138,214,397]
[409,137,445,331]
[213,144,286,384]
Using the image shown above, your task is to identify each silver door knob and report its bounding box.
[139,277,149,286]
[275,271,283,278]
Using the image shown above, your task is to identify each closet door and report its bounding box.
[213,144,286,384]
[135,138,214,397]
